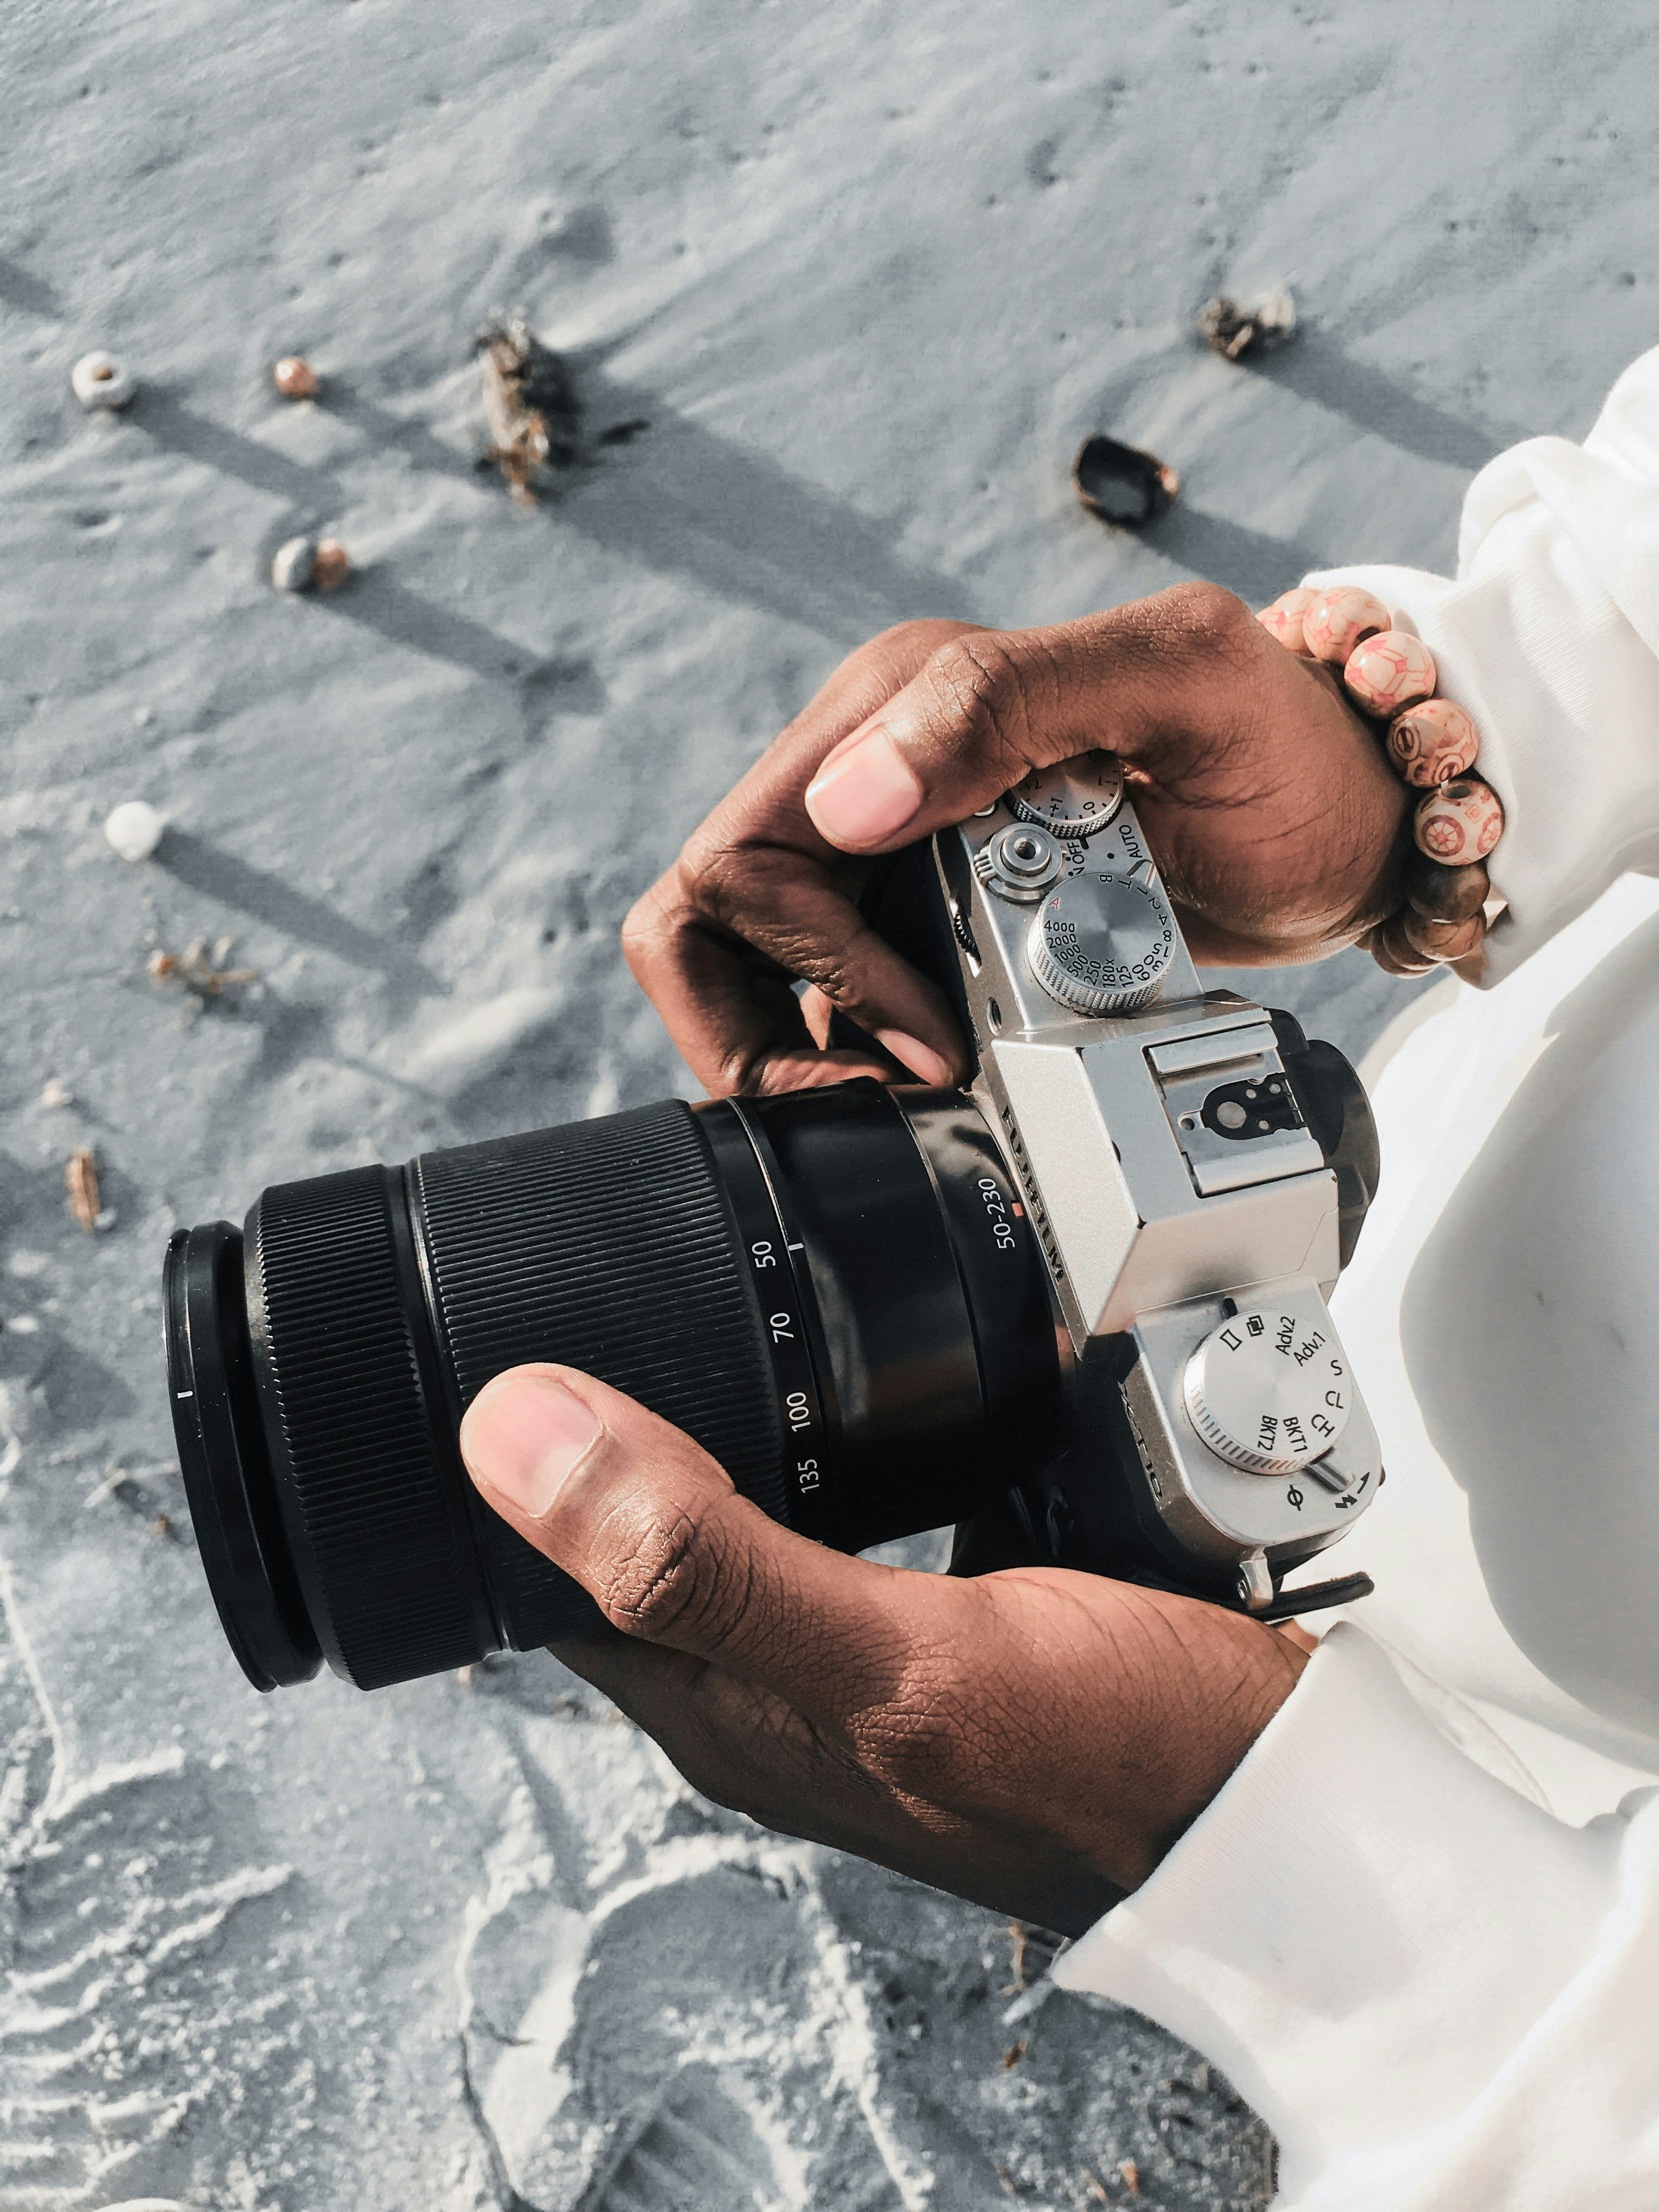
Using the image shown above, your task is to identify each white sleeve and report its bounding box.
[1297,346,1659,984]
[1051,1626,1659,2209]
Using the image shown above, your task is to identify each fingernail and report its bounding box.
[804,729,923,848]
[877,1029,955,1086]
[460,1372,603,1521]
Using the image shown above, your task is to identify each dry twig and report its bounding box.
[148,939,259,1001]
[66,1149,100,1233]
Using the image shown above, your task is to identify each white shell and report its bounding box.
[271,536,318,592]
[104,800,167,862]
[71,352,137,410]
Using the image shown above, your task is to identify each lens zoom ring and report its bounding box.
[415,1102,785,1646]
[253,1170,480,1687]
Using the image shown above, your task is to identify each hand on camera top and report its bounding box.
[623,585,1410,1094]
[459,1364,1308,1934]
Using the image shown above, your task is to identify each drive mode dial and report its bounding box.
[1008,751,1125,839]
[1026,867,1176,1014]
[1183,1295,1353,1475]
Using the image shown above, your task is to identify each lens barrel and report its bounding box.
[166,1081,1059,1692]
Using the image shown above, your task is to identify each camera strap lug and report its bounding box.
[1252,1569,1375,1624]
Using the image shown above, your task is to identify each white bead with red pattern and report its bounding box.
[1386,696,1480,786]
[1414,776,1504,865]
[1344,630,1437,716]
[1304,586,1391,664]
[1255,587,1320,654]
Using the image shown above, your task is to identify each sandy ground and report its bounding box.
[2,2,1654,2206]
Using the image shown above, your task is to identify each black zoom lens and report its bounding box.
[164,1081,1060,1692]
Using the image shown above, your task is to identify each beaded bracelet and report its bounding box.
[1256,585,1504,978]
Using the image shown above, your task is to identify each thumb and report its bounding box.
[802,583,1252,854]
[459,1364,913,1706]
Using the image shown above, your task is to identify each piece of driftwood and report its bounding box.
[476,313,584,506]
[148,940,259,1000]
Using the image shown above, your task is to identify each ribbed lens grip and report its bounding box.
[249,1166,487,1689]
[414,1101,786,1650]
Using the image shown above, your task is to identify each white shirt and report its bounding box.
[1053,348,1659,2208]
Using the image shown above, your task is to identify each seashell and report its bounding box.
[1343,629,1437,716]
[1402,908,1487,962]
[104,800,167,862]
[1302,586,1390,664]
[273,356,320,400]
[311,538,350,591]
[271,537,318,592]
[1369,913,1437,977]
[1071,435,1180,527]
[1414,776,1504,866]
[1386,695,1479,786]
[71,351,137,410]
[1403,849,1489,923]
[1255,587,1320,654]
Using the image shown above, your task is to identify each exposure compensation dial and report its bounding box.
[1182,1291,1353,1476]
[1008,751,1125,839]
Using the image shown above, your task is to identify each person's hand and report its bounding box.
[622,586,1412,1096]
[458,1363,1308,1935]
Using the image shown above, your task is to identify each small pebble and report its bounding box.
[273,356,321,400]
[1344,630,1437,716]
[1415,776,1505,865]
[311,538,351,591]
[1303,587,1390,665]
[104,800,167,862]
[1255,587,1320,654]
[39,1077,74,1109]
[1387,695,1479,786]
[1404,850,1490,923]
[71,351,137,410]
[1403,909,1487,962]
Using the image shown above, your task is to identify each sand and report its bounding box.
[2,1,1653,2205]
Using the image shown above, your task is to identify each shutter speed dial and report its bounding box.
[1182,1293,1353,1475]
[1026,868,1176,1015]
[1008,751,1125,839]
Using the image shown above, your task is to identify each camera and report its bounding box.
[163,752,1381,1693]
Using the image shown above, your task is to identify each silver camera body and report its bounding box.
[926,754,1382,1617]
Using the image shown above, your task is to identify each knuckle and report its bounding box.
[619,881,670,973]
[593,1497,750,1646]
[1164,579,1256,661]
[677,837,745,928]
[921,635,1040,781]
[788,934,867,1008]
